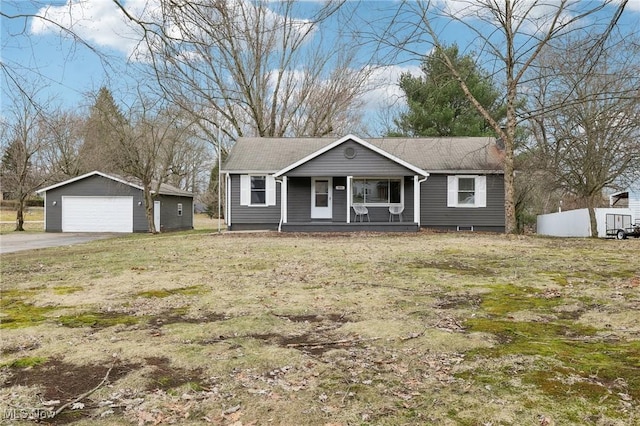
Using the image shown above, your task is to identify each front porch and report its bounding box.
[281,221,419,232]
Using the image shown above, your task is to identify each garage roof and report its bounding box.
[36,171,193,197]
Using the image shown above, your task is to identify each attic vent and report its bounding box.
[344,147,356,159]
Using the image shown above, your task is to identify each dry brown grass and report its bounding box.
[1,231,639,425]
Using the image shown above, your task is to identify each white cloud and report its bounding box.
[361,64,422,111]
[30,0,152,57]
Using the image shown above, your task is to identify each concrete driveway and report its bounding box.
[0,233,121,254]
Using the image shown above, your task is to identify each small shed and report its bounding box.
[36,171,193,233]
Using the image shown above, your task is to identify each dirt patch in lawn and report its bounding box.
[2,358,140,424]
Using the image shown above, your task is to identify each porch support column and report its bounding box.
[414,175,420,226]
[281,176,288,224]
[347,176,352,224]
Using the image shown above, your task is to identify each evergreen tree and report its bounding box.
[390,45,505,137]
[79,87,127,173]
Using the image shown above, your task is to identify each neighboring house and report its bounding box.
[221,134,505,232]
[36,171,194,233]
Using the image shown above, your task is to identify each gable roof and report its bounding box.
[222,134,503,174]
[36,171,193,197]
[274,134,429,177]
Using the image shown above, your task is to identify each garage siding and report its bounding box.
[157,195,194,231]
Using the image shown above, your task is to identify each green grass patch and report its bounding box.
[0,299,59,329]
[57,311,143,328]
[0,356,47,369]
[52,285,84,295]
[465,318,640,403]
[135,284,205,298]
[480,284,564,316]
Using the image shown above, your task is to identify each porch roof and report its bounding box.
[222,134,503,174]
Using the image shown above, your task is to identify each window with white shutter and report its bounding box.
[447,176,487,208]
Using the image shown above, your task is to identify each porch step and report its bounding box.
[281,222,419,233]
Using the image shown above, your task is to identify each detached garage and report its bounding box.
[37,171,194,233]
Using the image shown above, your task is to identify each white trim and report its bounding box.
[282,176,288,224]
[37,170,144,194]
[273,134,430,178]
[414,176,419,224]
[225,173,231,227]
[154,200,161,232]
[346,176,352,224]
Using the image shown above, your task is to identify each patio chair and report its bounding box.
[388,205,404,222]
[353,204,370,222]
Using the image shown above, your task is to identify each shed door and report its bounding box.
[311,178,332,219]
[61,196,133,232]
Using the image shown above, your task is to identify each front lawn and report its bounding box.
[1,231,638,425]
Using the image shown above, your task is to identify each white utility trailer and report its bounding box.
[537,208,636,238]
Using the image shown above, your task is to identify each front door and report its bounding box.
[311,177,332,219]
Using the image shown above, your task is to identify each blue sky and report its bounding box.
[2,0,639,132]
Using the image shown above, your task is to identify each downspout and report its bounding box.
[276,176,287,232]
[415,174,429,227]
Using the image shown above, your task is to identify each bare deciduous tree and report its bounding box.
[106,95,200,233]
[374,0,631,233]
[114,0,370,142]
[0,84,56,231]
[528,34,640,237]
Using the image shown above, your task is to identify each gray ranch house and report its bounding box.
[36,171,194,233]
[221,134,505,232]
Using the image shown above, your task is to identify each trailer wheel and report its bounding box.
[616,230,627,240]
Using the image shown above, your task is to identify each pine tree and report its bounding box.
[390,45,505,137]
[79,87,127,173]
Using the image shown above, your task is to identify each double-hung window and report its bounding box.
[250,176,267,205]
[240,175,276,206]
[447,176,486,208]
[352,178,402,205]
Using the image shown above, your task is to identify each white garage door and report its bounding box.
[62,196,133,232]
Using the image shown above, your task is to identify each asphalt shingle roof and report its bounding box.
[222,135,504,174]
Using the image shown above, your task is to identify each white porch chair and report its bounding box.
[388,205,404,222]
[353,204,370,222]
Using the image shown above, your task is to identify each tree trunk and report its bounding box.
[587,197,599,238]
[15,198,25,232]
[143,186,158,234]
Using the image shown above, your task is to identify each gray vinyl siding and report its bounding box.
[287,177,311,222]
[44,175,147,232]
[420,174,505,231]
[44,175,193,232]
[287,140,415,177]
[157,195,194,231]
[229,174,281,228]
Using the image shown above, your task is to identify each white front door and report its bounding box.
[311,177,332,219]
